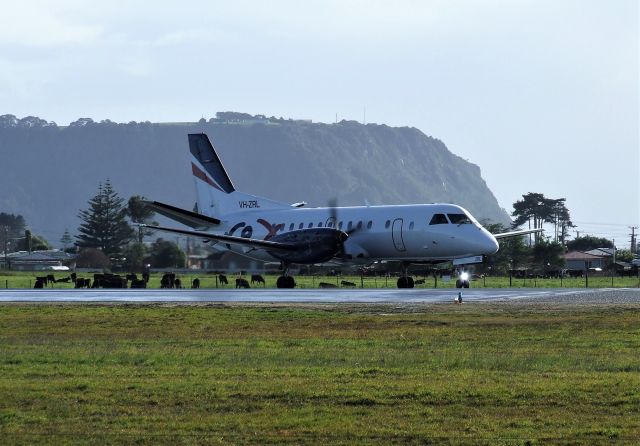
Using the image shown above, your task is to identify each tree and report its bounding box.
[483,223,531,274]
[512,193,572,245]
[0,213,26,253]
[60,229,73,251]
[75,248,110,269]
[16,231,50,251]
[532,239,565,271]
[122,242,148,272]
[76,180,134,257]
[148,239,186,268]
[566,235,613,252]
[126,195,156,243]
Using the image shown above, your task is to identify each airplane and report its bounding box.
[141,133,542,289]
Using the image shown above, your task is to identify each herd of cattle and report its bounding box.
[33,272,269,289]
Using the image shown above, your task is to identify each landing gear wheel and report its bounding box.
[277,276,296,289]
[397,277,415,289]
[456,280,470,289]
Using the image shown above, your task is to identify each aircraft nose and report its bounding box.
[482,232,499,254]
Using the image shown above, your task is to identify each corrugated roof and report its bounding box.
[564,251,606,260]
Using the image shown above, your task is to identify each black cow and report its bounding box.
[319,282,337,288]
[130,278,146,289]
[36,276,49,286]
[218,274,228,285]
[161,273,176,289]
[235,278,250,289]
[75,278,91,288]
[46,274,56,284]
[175,278,182,289]
[126,274,138,282]
[56,276,72,283]
[191,278,200,289]
[340,280,356,287]
[34,278,45,289]
[414,279,426,285]
[251,274,266,286]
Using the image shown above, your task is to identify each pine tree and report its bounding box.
[76,180,134,257]
[60,229,73,251]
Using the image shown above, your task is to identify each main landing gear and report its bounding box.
[397,276,414,288]
[276,263,296,288]
[396,262,414,288]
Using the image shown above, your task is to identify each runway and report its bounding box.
[1,287,639,304]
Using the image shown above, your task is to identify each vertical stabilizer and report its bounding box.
[188,133,290,218]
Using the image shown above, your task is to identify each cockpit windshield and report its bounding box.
[447,213,472,225]
[429,214,449,225]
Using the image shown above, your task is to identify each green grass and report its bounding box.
[1,270,639,289]
[0,303,639,444]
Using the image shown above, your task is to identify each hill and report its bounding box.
[0,113,510,245]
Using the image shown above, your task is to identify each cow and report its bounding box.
[35,276,49,286]
[126,274,138,282]
[251,274,266,286]
[192,278,200,289]
[130,278,146,289]
[46,274,56,284]
[56,276,72,283]
[340,280,356,287]
[319,282,338,288]
[34,278,45,288]
[235,278,250,289]
[414,279,426,285]
[175,278,182,289]
[218,274,228,285]
[75,278,91,288]
[161,273,176,289]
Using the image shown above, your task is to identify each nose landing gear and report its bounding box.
[455,271,470,288]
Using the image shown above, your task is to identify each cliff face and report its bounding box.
[0,114,510,242]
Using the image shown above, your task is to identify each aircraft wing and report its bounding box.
[139,224,298,252]
[493,228,544,240]
[143,201,221,228]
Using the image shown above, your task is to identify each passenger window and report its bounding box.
[429,214,449,225]
[338,221,343,229]
[357,221,363,230]
[367,221,372,229]
[409,221,414,230]
[308,222,313,228]
[318,222,322,227]
[347,221,353,231]
[289,223,294,231]
[298,223,304,229]
[385,220,390,229]
[448,214,472,225]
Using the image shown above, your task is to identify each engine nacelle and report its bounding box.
[268,228,348,264]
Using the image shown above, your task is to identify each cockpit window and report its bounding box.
[448,213,472,225]
[429,214,449,225]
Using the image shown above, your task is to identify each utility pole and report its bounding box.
[3,226,8,270]
[630,226,638,253]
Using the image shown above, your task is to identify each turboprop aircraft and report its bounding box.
[141,133,542,288]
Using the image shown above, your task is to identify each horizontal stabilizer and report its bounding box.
[143,201,221,228]
[493,228,544,240]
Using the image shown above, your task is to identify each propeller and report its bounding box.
[327,198,364,260]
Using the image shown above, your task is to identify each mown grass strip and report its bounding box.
[0,304,639,445]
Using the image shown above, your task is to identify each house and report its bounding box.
[0,250,75,271]
[563,251,609,271]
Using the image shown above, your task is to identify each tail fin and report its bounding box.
[188,133,290,218]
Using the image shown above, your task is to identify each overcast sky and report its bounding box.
[1,0,638,246]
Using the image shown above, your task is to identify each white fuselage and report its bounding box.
[210,203,499,263]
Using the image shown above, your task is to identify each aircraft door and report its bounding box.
[392,218,406,252]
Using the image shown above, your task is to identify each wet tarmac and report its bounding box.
[0,287,639,304]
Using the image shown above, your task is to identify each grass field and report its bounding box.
[1,270,639,289]
[1,303,639,444]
